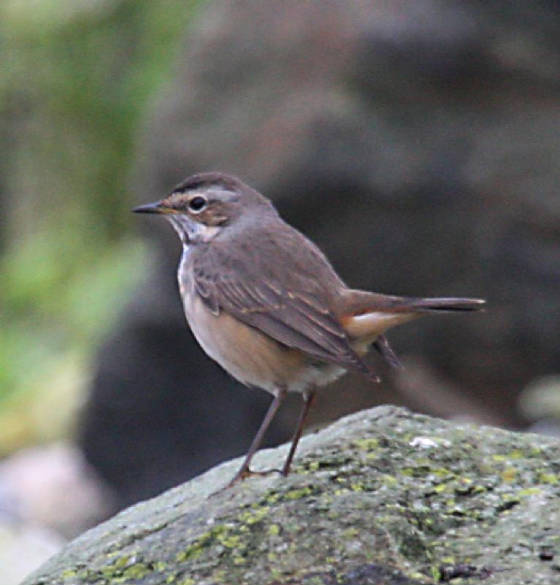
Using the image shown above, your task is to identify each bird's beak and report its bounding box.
[132,200,177,214]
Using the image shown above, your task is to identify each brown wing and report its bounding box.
[189,227,379,381]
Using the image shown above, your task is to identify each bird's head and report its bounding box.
[133,172,276,245]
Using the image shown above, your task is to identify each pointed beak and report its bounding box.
[132,200,175,214]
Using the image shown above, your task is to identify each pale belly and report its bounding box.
[180,288,346,396]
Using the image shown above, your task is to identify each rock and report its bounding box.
[519,376,560,438]
[519,376,560,423]
[0,442,115,539]
[26,406,560,585]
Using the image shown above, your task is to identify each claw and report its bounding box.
[225,467,282,489]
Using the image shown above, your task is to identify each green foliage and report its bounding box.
[0,0,202,449]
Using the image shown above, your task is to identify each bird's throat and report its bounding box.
[166,215,220,244]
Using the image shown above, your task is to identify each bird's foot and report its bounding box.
[225,466,282,489]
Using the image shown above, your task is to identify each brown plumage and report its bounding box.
[134,172,485,486]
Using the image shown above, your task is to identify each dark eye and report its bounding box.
[188,196,207,212]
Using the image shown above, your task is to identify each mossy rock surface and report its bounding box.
[24,406,560,585]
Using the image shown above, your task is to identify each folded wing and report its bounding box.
[190,234,380,382]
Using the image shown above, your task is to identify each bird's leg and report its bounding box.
[373,335,403,369]
[281,389,317,476]
[227,388,287,487]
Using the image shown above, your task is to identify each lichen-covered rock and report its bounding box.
[25,406,560,585]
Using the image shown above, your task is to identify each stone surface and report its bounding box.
[28,406,560,585]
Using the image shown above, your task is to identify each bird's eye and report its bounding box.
[188,196,207,212]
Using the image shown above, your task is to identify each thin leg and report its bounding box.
[281,390,317,476]
[374,335,403,369]
[228,388,287,486]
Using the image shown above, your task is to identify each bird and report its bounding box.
[134,172,485,486]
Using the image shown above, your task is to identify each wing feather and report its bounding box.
[189,234,378,380]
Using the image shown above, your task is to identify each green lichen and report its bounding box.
[176,525,228,563]
[381,473,398,485]
[114,563,151,581]
[539,472,558,484]
[518,486,542,497]
[238,504,270,525]
[283,486,314,500]
[59,556,165,585]
[352,437,380,451]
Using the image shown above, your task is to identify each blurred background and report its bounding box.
[2,1,560,581]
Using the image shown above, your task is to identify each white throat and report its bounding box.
[167,215,221,245]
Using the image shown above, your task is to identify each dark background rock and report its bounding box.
[79,1,560,508]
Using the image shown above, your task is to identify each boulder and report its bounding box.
[28,406,560,585]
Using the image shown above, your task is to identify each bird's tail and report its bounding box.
[401,297,486,312]
[340,291,485,359]
[339,290,486,317]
